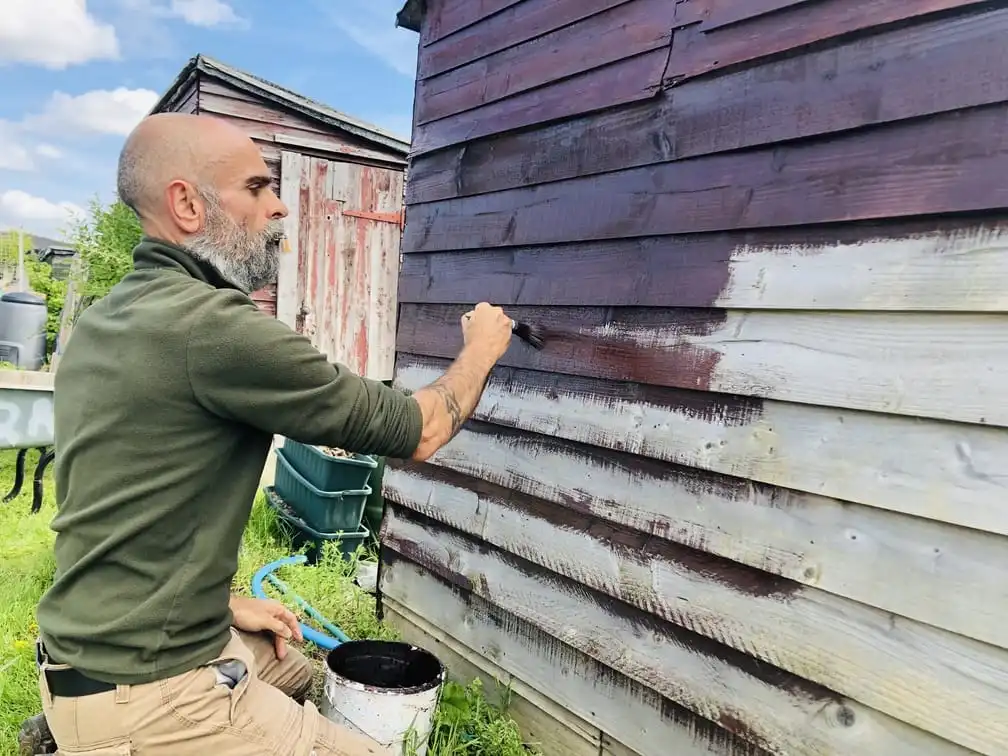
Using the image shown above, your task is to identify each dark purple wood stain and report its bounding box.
[409,48,669,156]
[382,508,839,704]
[417,0,634,79]
[397,216,1008,306]
[415,0,672,125]
[672,0,995,82]
[387,458,799,599]
[381,546,772,756]
[403,102,1008,253]
[421,0,525,46]
[397,304,728,392]
[392,0,1008,749]
[406,8,1008,203]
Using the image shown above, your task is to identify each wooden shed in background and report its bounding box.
[150,54,410,379]
[381,2,1008,755]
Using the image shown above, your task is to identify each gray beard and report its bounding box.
[188,234,281,293]
[186,190,284,293]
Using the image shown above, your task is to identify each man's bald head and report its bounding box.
[117,113,289,293]
[117,113,251,219]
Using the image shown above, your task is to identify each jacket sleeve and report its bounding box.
[185,291,423,459]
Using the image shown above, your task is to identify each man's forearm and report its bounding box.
[411,345,495,461]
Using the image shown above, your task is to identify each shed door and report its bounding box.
[276,151,404,381]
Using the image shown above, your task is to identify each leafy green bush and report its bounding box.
[25,259,65,352]
[69,197,142,300]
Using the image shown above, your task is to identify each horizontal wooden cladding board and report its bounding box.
[381,560,768,756]
[679,0,814,32]
[414,0,672,125]
[397,220,1008,312]
[382,509,973,755]
[385,388,1008,648]
[403,102,1008,251]
[384,600,606,756]
[409,47,667,156]
[417,0,634,79]
[383,465,1008,755]
[396,304,1008,429]
[420,0,523,47]
[671,0,997,82]
[406,7,1008,203]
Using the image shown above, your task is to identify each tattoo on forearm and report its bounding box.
[431,381,465,439]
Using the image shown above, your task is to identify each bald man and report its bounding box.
[28,113,514,755]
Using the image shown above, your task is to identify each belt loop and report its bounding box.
[115,684,130,704]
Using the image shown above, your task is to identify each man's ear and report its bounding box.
[165,180,203,235]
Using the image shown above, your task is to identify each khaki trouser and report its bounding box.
[38,629,393,756]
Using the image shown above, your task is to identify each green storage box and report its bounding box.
[264,486,370,566]
[281,438,377,492]
[274,448,370,533]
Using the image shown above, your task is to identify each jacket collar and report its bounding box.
[132,236,241,291]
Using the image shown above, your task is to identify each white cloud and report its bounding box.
[116,0,245,28]
[315,0,418,77]
[0,0,119,69]
[0,191,85,237]
[168,0,243,27]
[36,145,63,160]
[31,88,160,136]
[0,123,34,172]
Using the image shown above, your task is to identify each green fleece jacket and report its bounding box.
[36,237,423,684]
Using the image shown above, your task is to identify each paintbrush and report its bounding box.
[511,319,545,350]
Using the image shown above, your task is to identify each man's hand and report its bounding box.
[461,302,513,363]
[229,595,303,660]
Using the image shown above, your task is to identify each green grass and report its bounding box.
[0,449,536,756]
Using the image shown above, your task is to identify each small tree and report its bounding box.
[25,259,65,352]
[69,196,143,300]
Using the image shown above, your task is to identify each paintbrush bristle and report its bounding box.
[512,320,545,350]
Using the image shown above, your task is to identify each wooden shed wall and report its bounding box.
[383,1,1008,754]
[157,68,408,319]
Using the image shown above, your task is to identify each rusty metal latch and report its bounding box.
[340,208,406,229]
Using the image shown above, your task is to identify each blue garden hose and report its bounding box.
[251,554,351,650]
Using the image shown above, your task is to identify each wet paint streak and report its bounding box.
[380,546,772,756]
[399,353,765,429]
[383,509,840,701]
[397,304,728,392]
[387,457,798,600]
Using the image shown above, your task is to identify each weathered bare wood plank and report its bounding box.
[275,151,302,330]
[417,0,634,79]
[381,557,770,756]
[396,304,1008,429]
[383,466,1008,754]
[415,0,672,125]
[671,0,996,82]
[403,102,1008,250]
[409,48,668,156]
[406,7,1008,203]
[390,369,1008,645]
[382,515,974,755]
[398,221,1008,311]
[385,602,605,756]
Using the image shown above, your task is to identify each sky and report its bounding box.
[0,0,419,240]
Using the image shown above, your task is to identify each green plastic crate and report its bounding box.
[274,448,370,533]
[280,438,377,492]
[264,486,370,566]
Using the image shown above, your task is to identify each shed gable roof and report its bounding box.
[150,54,411,157]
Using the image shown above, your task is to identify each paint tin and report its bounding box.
[321,640,445,755]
